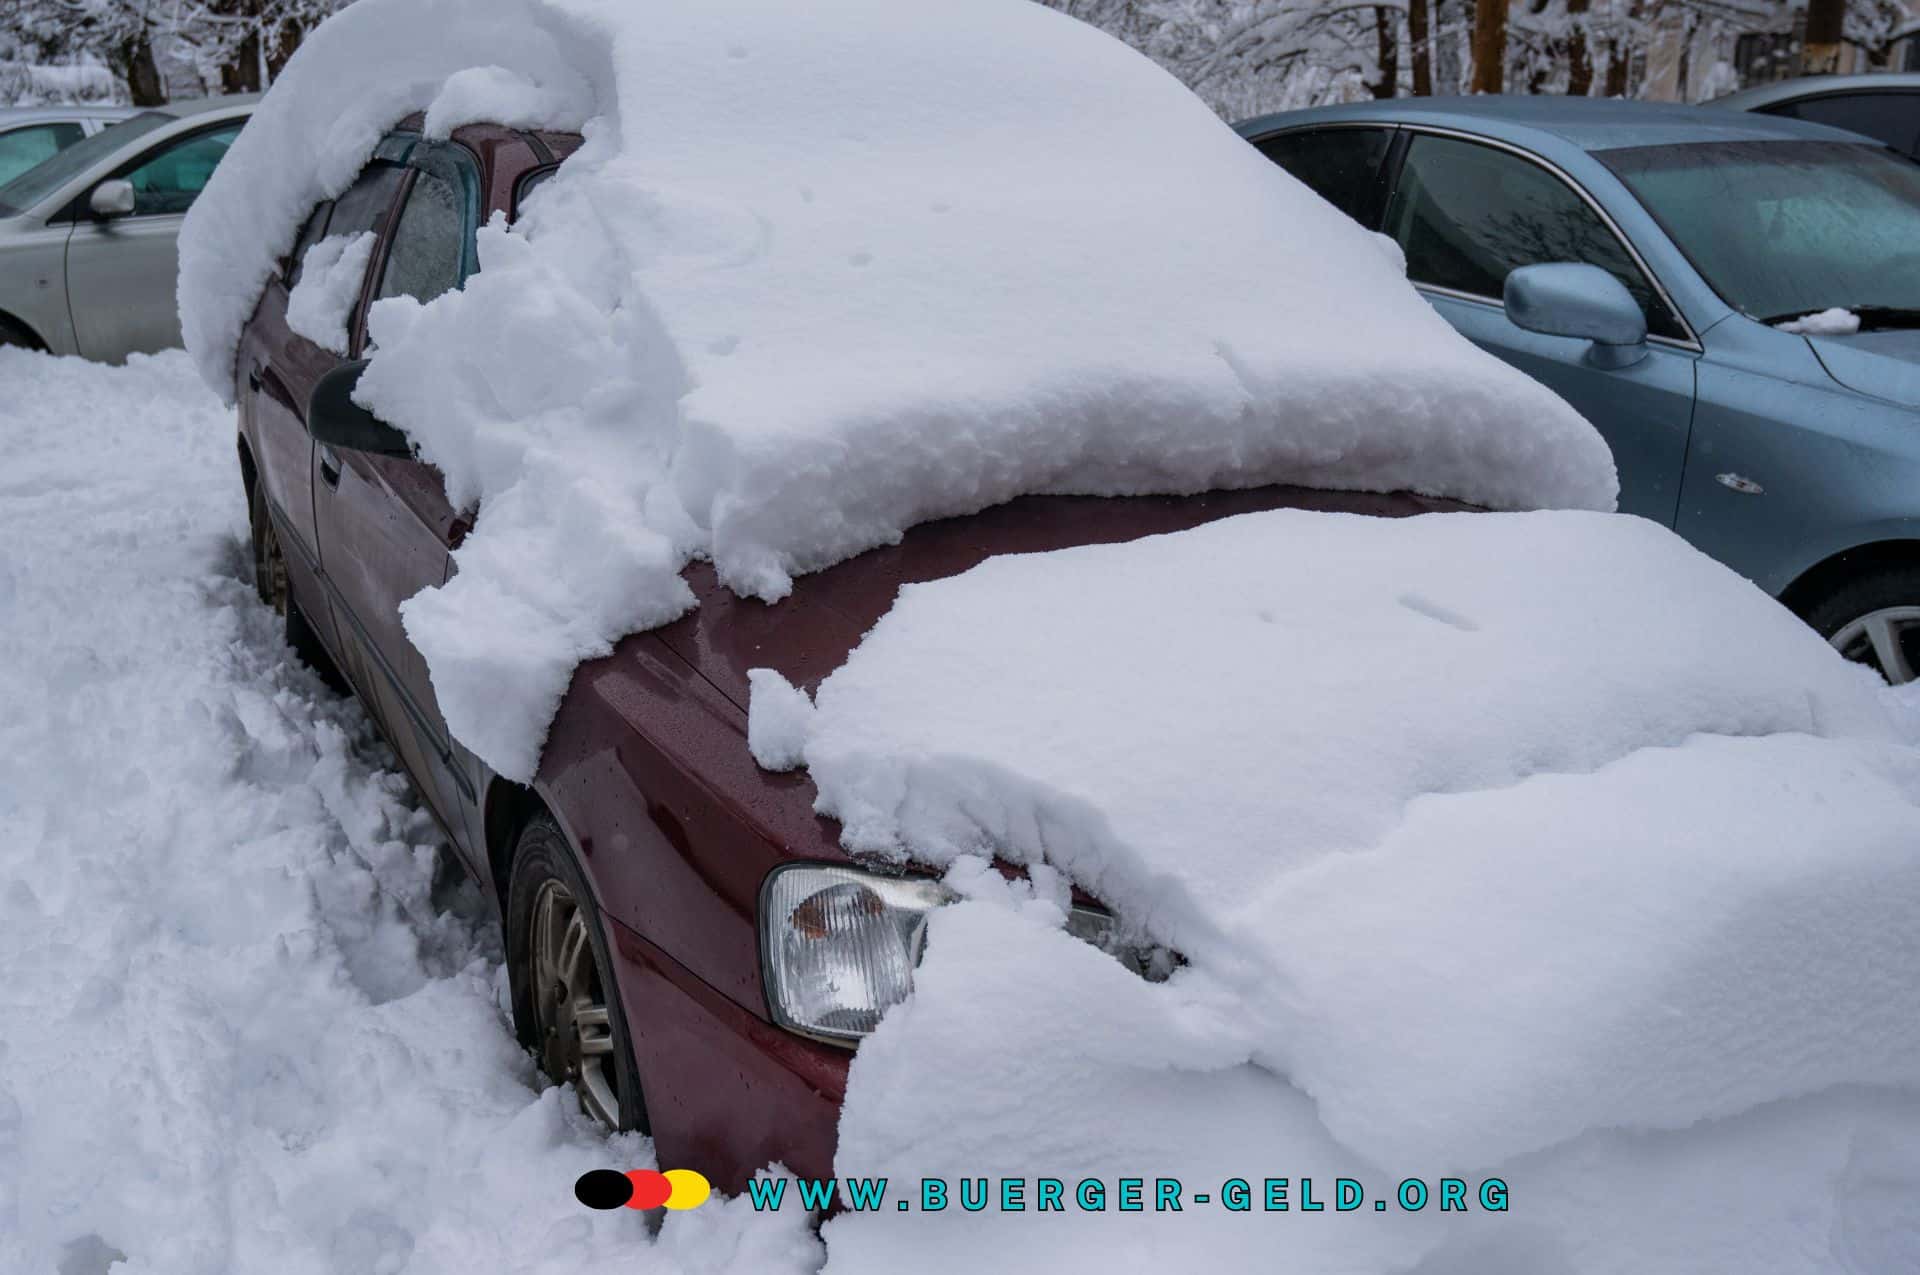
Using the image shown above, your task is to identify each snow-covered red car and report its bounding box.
[229,110,1484,1189]
[183,5,1920,1246]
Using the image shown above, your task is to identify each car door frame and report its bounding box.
[315,133,487,847]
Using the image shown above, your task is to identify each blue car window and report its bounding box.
[1387,133,1687,342]
[1255,127,1392,227]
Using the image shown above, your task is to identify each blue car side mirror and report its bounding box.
[1504,263,1649,369]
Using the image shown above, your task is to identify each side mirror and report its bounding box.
[89,179,135,219]
[1504,263,1648,369]
[307,360,412,457]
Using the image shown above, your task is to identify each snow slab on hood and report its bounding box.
[178,0,1616,782]
[749,508,1920,1245]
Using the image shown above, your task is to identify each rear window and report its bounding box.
[1762,92,1920,158]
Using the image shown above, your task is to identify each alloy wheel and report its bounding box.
[528,878,622,1129]
[257,514,289,616]
[1830,605,1920,686]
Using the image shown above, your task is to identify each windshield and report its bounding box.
[1600,139,1920,329]
[0,111,172,217]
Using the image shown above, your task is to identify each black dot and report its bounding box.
[575,1169,635,1210]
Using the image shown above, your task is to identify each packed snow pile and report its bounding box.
[752,508,1920,1272]
[285,231,376,354]
[0,349,820,1275]
[179,0,1616,781]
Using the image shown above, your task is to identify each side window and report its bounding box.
[513,166,557,222]
[1255,127,1393,227]
[0,122,84,186]
[283,200,333,287]
[120,123,241,216]
[377,169,466,304]
[325,162,407,240]
[1763,93,1920,159]
[1385,133,1687,341]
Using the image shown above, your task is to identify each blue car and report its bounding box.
[1238,98,1920,683]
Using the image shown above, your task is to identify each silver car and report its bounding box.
[0,95,254,360]
[0,105,138,187]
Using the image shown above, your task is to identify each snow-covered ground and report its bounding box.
[0,349,816,1275]
[5,346,1920,1275]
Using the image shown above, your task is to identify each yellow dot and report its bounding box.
[662,1168,711,1211]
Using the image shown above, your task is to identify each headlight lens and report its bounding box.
[760,865,957,1044]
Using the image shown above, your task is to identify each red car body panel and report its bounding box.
[236,116,1468,1195]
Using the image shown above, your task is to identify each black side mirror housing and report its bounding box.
[307,360,412,457]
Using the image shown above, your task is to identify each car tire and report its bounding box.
[1799,564,1920,686]
[250,477,348,691]
[505,813,650,1134]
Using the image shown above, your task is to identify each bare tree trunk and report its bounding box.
[1803,0,1846,75]
[1567,0,1593,95]
[1371,6,1401,98]
[1470,0,1507,94]
[222,30,263,93]
[112,30,167,106]
[1409,0,1433,95]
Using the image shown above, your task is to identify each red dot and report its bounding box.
[626,1169,672,1210]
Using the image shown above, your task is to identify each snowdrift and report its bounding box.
[751,509,1920,1272]
[179,0,1616,781]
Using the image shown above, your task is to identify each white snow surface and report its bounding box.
[0,349,820,1275]
[178,0,1616,781]
[1775,306,1862,336]
[754,508,1920,1271]
[8,347,1920,1275]
[284,231,376,355]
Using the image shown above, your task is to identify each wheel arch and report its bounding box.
[236,434,258,499]
[1779,538,1920,619]
[483,777,550,907]
[0,308,47,351]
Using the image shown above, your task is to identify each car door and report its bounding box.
[239,158,411,660]
[64,119,242,360]
[1380,132,1700,525]
[313,140,481,836]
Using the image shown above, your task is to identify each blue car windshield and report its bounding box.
[0,111,172,217]
[1601,139,1920,328]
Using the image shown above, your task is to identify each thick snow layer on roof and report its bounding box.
[179,0,1615,780]
[750,509,1920,1227]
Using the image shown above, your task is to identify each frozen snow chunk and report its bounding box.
[424,63,592,139]
[285,231,375,355]
[746,669,813,771]
[1774,307,1861,336]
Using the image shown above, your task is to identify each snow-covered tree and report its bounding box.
[0,0,346,104]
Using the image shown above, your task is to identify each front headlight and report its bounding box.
[760,864,957,1045]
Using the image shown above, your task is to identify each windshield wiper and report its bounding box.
[1759,306,1920,332]
[1847,307,1920,332]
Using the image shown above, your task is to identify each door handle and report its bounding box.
[318,445,342,489]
